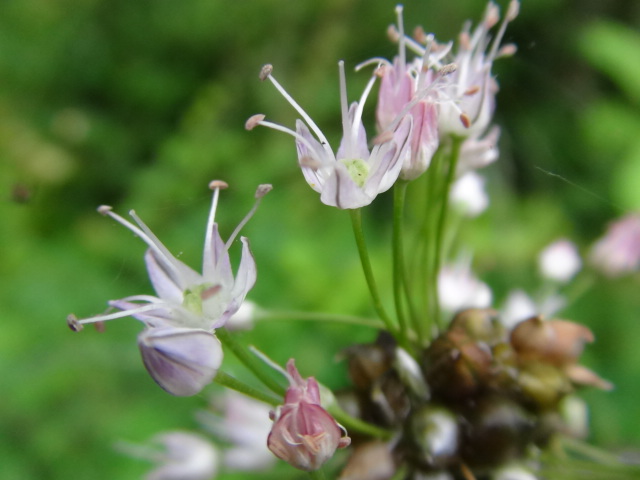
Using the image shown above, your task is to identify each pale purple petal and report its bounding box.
[336,103,369,162]
[296,121,327,193]
[320,163,373,209]
[138,327,223,396]
[145,250,185,304]
[202,223,233,287]
[365,115,412,195]
[216,236,257,327]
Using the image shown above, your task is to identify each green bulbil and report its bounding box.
[341,158,369,187]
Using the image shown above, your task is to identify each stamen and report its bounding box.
[299,156,322,168]
[395,5,406,70]
[204,180,225,269]
[200,285,222,301]
[225,184,273,250]
[248,345,292,382]
[262,66,332,155]
[252,118,324,156]
[413,26,427,44]
[350,69,378,150]
[484,3,500,29]
[338,61,350,144]
[460,113,472,128]
[355,57,392,72]
[97,205,184,286]
[70,302,172,326]
[488,0,518,61]
[245,114,266,130]
[464,85,481,96]
[259,64,273,81]
[255,184,273,199]
[386,24,400,43]
[506,0,520,22]
[497,43,517,58]
[438,63,458,77]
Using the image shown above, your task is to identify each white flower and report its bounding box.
[450,171,489,217]
[538,239,582,283]
[438,256,492,313]
[248,63,412,209]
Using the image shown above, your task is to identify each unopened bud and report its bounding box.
[259,64,273,81]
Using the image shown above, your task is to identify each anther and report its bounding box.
[245,114,266,130]
[259,64,273,81]
[209,180,229,190]
[460,113,472,128]
[484,3,500,29]
[200,285,222,301]
[464,85,481,96]
[459,32,471,50]
[374,65,388,78]
[386,25,400,43]
[506,0,520,21]
[413,26,427,44]
[255,184,273,199]
[497,44,518,58]
[438,63,458,76]
[299,156,322,169]
[67,314,84,332]
[97,205,113,215]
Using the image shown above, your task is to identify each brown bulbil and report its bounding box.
[510,316,594,367]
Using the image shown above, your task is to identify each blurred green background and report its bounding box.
[1,0,639,478]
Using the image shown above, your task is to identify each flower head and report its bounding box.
[590,212,640,277]
[247,63,412,208]
[406,1,519,137]
[68,181,269,395]
[267,359,351,471]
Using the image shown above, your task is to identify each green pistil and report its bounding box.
[340,158,369,187]
[182,283,213,314]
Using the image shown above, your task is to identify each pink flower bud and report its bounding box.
[267,359,351,471]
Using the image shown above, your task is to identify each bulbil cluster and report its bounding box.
[343,309,610,478]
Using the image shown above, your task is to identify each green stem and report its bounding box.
[308,469,327,480]
[217,328,285,396]
[214,371,281,405]
[431,136,462,329]
[255,309,384,329]
[328,404,393,441]
[349,208,397,335]
[392,181,414,347]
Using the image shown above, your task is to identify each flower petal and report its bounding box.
[138,327,223,396]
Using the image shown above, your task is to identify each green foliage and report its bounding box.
[1,0,639,478]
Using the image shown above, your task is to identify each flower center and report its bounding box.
[182,283,216,315]
[340,158,369,187]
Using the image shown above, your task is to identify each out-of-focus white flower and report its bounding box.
[248,63,411,209]
[225,300,258,331]
[501,289,566,330]
[450,171,489,217]
[492,463,537,480]
[199,391,275,471]
[590,212,640,277]
[538,239,582,283]
[438,257,492,313]
[124,431,219,480]
[457,126,501,176]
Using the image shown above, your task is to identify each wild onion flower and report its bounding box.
[358,5,455,180]
[247,62,412,209]
[538,239,582,283]
[405,1,519,137]
[267,359,351,471]
[67,181,270,396]
[590,212,640,277]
